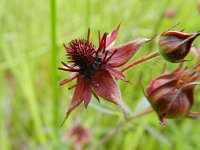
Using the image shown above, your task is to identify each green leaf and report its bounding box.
[137,120,171,146]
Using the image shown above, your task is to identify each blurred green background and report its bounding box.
[1,0,200,149]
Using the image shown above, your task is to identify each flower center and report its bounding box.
[64,31,117,78]
[176,79,184,88]
[67,39,95,68]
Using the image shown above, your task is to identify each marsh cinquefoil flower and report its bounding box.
[67,125,91,150]
[146,63,200,125]
[59,25,152,123]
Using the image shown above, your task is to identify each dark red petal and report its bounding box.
[183,81,200,107]
[106,24,120,48]
[107,38,152,68]
[83,84,91,109]
[172,63,184,75]
[91,70,128,117]
[106,66,128,82]
[61,76,85,125]
[146,63,183,95]
[161,31,192,38]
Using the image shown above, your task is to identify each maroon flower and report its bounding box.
[67,125,91,150]
[59,25,152,123]
[146,63,200,125]
[165,8,177,19]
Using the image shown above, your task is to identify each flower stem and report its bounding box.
[50,0,59,130]
[121,51,160,73]
[126,107,154,122]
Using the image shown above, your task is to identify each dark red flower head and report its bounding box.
[67,125,91,150]
[66,39,95,68]
[165,8,177,19]
[146,63,200,125]
[59,25,152,124]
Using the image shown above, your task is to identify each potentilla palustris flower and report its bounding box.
[146,63,200,125]
[59,25,153,124]
[67,125,91,150]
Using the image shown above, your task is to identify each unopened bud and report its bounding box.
[146,63,200,125]
[158,30,200,63]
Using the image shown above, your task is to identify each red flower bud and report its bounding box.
[158,30,200,63]
[165,8,177,19]
[67,125,91,150]
[146,63,200,125]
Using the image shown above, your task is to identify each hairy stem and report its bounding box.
[50,0,59,130]
[121,51,160,73]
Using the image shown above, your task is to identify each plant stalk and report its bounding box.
[121,51,160,73]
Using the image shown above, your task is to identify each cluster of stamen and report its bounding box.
[65,39,95,68]
[60,29,118,79]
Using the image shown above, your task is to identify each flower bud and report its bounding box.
[165,8,177,19]
[67,125,91,149]
[158,30,200,63]
[146,63,200,125]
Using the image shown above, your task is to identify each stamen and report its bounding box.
[102,51,109,62]
[65,39,95,67]
[104,49,117,64]
[63,43,68,50]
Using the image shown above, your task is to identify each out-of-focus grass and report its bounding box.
[1,0,200,149]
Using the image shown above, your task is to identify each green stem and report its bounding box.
[50,0,59,130]
[126,107,154,122]
[121,51,160,73]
